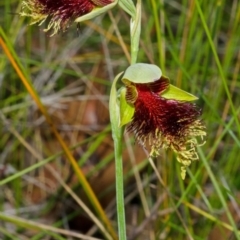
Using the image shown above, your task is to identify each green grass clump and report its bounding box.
[0,0,240,239]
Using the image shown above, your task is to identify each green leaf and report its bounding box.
[119,87,135,127]
[122,63,162,84]
[161,84,198,101]
[75,1,117,22]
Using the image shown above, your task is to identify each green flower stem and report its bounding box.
[130,0,141,64]
[109,73,126,240]
[110,1,142,239]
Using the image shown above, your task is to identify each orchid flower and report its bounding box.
[21,0,117,35]
[119,63,206,179]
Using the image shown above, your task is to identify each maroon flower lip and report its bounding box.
[21,0,113,35]
[124,77,206,179]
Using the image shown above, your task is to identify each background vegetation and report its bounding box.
[0,0,240,239]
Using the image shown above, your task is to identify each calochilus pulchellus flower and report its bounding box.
[20,0,117,35]
[119,63,206,179]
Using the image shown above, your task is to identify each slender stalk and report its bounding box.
[110,1,142,239]
[130,0,141,64]
[109,73,126,240]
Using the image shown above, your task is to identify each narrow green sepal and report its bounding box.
[161,84,198,101]
[75,1,117,23]
[119,87,135,127]
[122,63,162,84]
